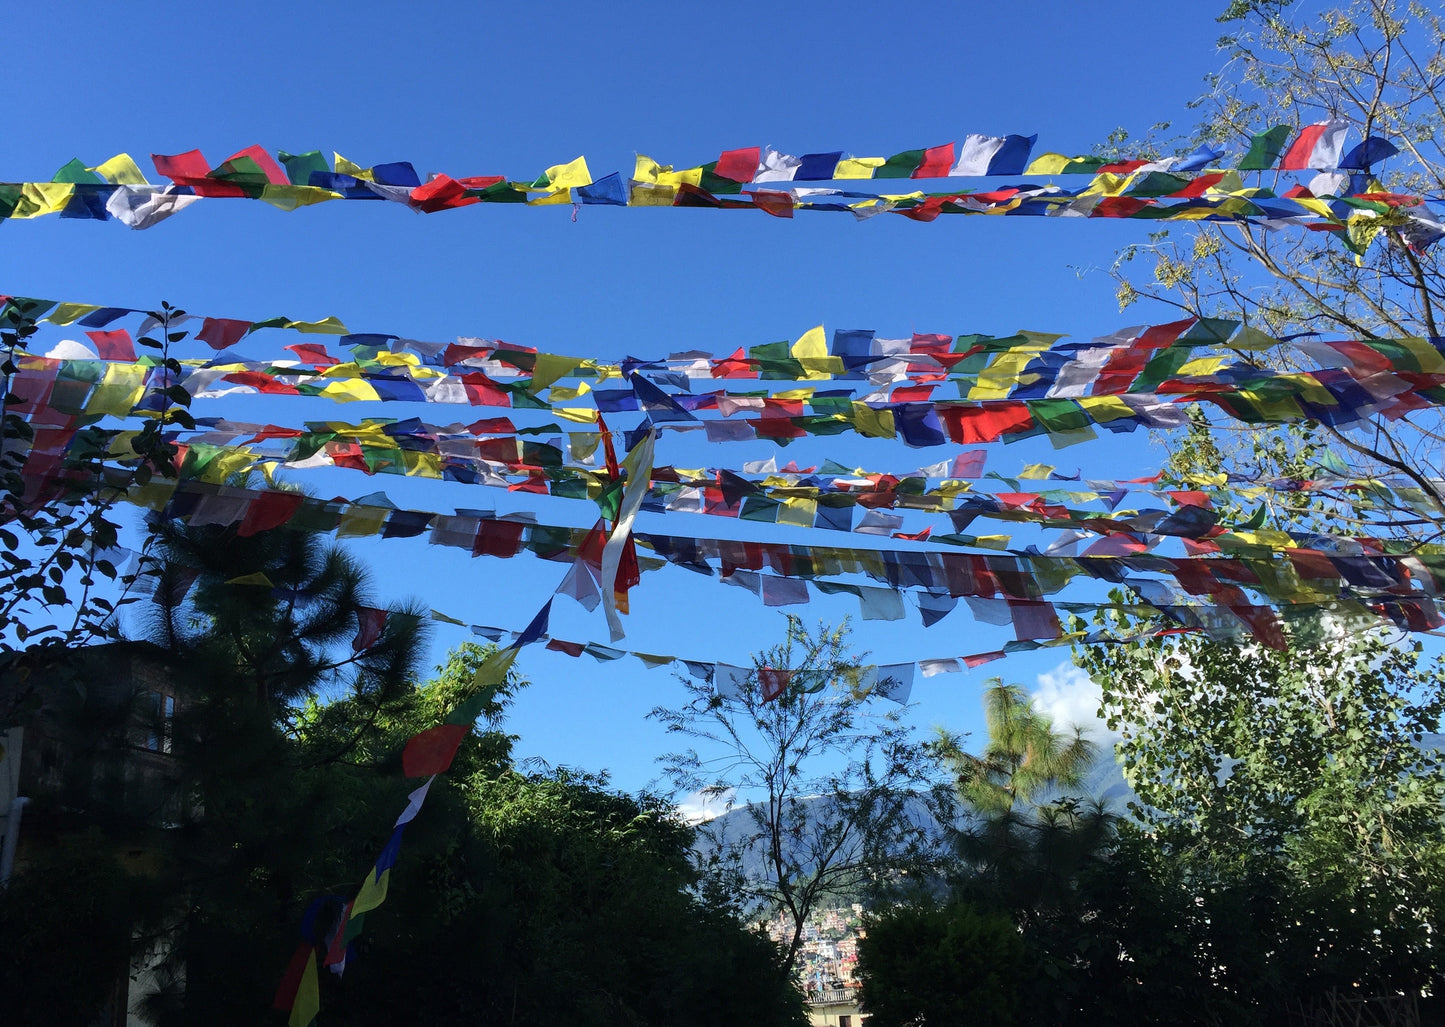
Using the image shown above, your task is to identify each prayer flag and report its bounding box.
[351,607,388,652]
[401,723,468,778]
[1279,120,1349,170]
[950,133,1036,176]
[758,667,790,702]
[1240,126,1293,170]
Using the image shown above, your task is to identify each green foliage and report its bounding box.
[929,683,1127,1024]
[0,834,165,1026]
[1076,625,1445,997]
[1107,0,1445,526]
[937,679,1096,818]
[856,900,1025,1026]
[127,522,803,1026]
[264,742,807,1026]
[329,769,807,1027]
[0,302,186,707]
[295,639,525,782]
[650,616,952,977]
[121,522,433,1025]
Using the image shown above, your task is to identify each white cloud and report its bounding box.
[1031,662,1113,742]
[46,338,99,360]
[675,787,736,824]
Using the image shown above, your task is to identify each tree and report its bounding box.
[940,678,1097,817]
[935,679,1105,909]
[0,832,168,1026]
[932,681,1123,1026]
[1068,395,1445,1018]
[132,517,430,1025]
[1108,0,1445,534]
[1090,22,1445,1002]
[0,301,185,721]
[296,643,806,1026]
[327,766,808,1027]
[1068,293,1445,1010]
[1076,619,1445,1005]
[855,899,1025,1027]
[650,616,951,978]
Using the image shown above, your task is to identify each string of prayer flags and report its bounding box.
[278,640,525,1018]
[14,297,1445,450]
[4,132,1434,244]
[15,297,1445,413]
[30,462,1444,656]
[115,412,1445,552]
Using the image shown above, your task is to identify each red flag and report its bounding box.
[151,149,211,182]
[596,414,620,481]
[750,190,795,218]
[715,146,761,182]
[459,373,511,408]
[913,143,956,179]
[472,520,526,558]
[411,174,480,213]
[939,403,1034,444]
[402,723,468,777]
[238,491,304,537]
[352,607,388,651]
[758,668,790,702]
[273,942,315,1011]
[284,342,339,366]
[322,900,354,968]
[219,145,290,185]
[85,329,135,361]
[1230,604,1287,650]
[197,317,252,350]
[1093,196,1154,218]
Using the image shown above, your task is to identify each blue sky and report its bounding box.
[3,0,1234,792]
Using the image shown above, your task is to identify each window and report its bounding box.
[145,691,174,754]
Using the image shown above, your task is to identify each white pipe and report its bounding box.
[0,796,30,887]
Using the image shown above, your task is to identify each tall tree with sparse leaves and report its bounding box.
[651,616,952,979]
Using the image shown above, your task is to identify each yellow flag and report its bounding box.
[1077,396,1137,423]
[835,157,885,179]
[633,155,702,188]
[530,352,579,393]
[791,325,841,378]
[1176,356,1232,377]
[337,504,390,538]
[778,497,817,528]
[225,572,275,587]
[549,382,592,402]
[850,403,895,439]
[105,431,142,460]
[288,951,320,1027]
[91,154,148,185]
[13,183,75,218]
[87,365,147,417]
[350,867,391,916]
[1081,172,1130,197]
[334,153,374,180]
[539,156,591,190]
[553,407,599,424]
[47,303,102,326]
[401,452,443,478]
[320,379,381,403]
[260,185,342,211]
[285,316,349,334]
[1024,153,1073,175]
